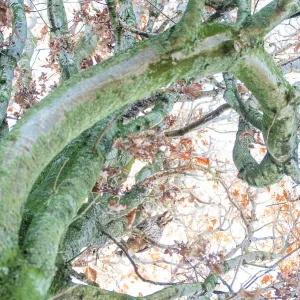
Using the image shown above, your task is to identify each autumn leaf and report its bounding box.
[240,193,249,207]
[283,203,290,210]
[207,225,214,232]
[264,291,272,298]
[180,153,190,160]
[285,245,294,254]
[259,147,267,154]
[282,189,289,200]
[39,25,48,41]
[84,266,97,281]
[183,82,204,98]
[205,5,215,14]
[232,189,239,197]
[213,232,224,241]
[237,83,248,94]
[150,253,161,260]
[239,288,261,299]
[211,219,217,225]
[209,263,222,274]
[194,157,210,166]
[261,274,273,284]
[0,1,11,27]
[126,208,137,227]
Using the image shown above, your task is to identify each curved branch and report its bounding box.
[232,49,300,183]
[233,117,284,187]
[223,72,262,130]
[165,103,231,137]
[0,18,235,266]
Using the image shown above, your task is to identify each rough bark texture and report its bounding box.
[0,0,299,299]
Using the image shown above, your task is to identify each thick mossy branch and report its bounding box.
[1,0,300,297]
[19,114,121,298]
[107,0,122,51]
[233,117,283,187]
[236,0,251,26]
[119,0,139,50]
[223,72,262,130]
[60,105,171,264]
[241,0,300,38]
[47,0,78,80]
[121,93,177,135]
[232,49,299,173]
[0,0,27,123]
[171,0,205,43]
[0,17,236,265]
[16,29,37,90]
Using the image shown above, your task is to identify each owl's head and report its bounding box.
[156,211,173,227]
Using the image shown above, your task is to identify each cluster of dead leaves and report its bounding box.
[158,184,181,204]
[14,81,39,109]
[167,80,204,99]
[0,0,11,27]
[80,54,101,70]
[72,3,113,57]
[43,36,75,71]
[113,132,166,163]
[92,166,130,196]
[168,137,194,161]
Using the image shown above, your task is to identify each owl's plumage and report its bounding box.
[124,211,173,255]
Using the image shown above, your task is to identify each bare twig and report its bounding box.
[119,18,157,37]
[99,225,184,286]
[165,103,231,137]
[53,158,69,194]
[93,114,120,153]
[144,0,176,25]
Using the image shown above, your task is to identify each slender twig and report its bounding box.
[93,114,120,153]
[65,246,90,265]
[165,103,231,137]
[71,194,101,224]
[99,225,185,286]
[253,0,260,13]
[144,0,176,24]
[244,246,300,289]
[119,18,157,37]
[53,158,69,194]
[279,55,300,67]
[29,0,50,28]
[266,113,277,145]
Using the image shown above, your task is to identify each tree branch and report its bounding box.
[165,103,231,137]
[0,17,235,268]
[241,0,300,37]
[0,0,27,123]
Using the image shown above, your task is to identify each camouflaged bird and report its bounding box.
[122,211,173,255]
